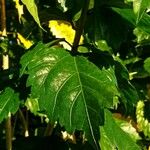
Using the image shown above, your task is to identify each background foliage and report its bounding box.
[1,0,150,149]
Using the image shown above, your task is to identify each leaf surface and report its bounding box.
[20,42,119,149]
[85,7,128,51]
[113,7,150,34]
[100,109,141,150]
[133,0,150,23]
[144,57,150,74]
[21,0,43,29]
[0,88,20,122]
[115,61,139,114]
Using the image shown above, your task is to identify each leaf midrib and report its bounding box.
[73,57,99,150]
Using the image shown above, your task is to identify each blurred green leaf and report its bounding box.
[144,57,150,74]
[0,88,20,123]
[133,27,150,46]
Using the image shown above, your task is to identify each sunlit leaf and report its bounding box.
[100,109,141,150]
[15,0,24,22]
[25,97,39,115]
[58,0,68,12]
[49,20,84,50]
[20,42,119,149]
[133,0,150,23]
[21,0,43,29]
[17,33,33,49]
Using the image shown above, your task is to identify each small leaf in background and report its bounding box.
[0,88,20,123]
[95,40,112,53]
[144,57,150,74]
[57,0,68,12]
[20,42,119,149]
[25,97,39,116]
[133,27,150,45]
[17,33,33,49]
[21,0,43,29]
[100,109,141,150]
[48,20,84,50]
[15,0,24,22]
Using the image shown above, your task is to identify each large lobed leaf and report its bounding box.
[0,88,20,122]
[20,42,119,149]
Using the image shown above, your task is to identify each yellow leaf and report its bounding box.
[15,0,24,22]
[17,33,33,49]
[49,20,84,50]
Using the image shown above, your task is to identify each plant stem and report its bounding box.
[1,0,6,36]
[1,0,11,149]
[72,0,90,53]
[44,123,54,136]
[18,109,29,137]
[1,0,9,69]
[5,113,12,150]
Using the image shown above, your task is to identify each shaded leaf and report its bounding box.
[115,61,139,114]
[0,88,20,123]
[85,7,128,51]
[100,109,141,150]
[113,7,150,34]
[20,42,119,149]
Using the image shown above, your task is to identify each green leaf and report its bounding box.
[113,7,150,34]
[144,57,150,74]
[0,88,20,123]
[21,0,43,29]
[25,97,39,115]
[115,61,139,114]
[20,42,119,149]
[114,118,141,141]
[133,27,150,45]
[133,0,150,23]
[85,7,128,51]
[112,8,136,25]
[100,109,141,150]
